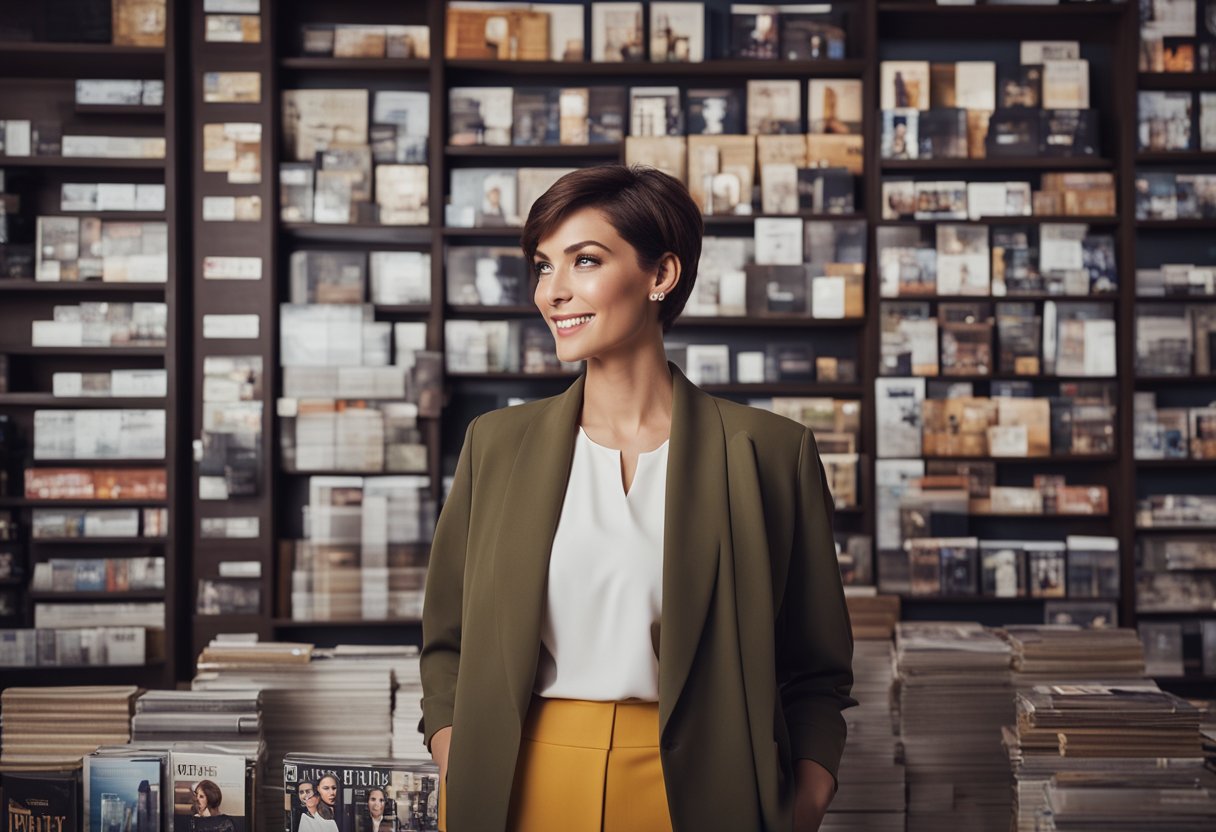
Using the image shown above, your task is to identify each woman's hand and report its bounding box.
[431,726,453,783]
[792,759,835,832]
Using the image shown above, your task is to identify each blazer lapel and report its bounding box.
[492,371,585,724]
[659,362,727,737]
[490,361,727,736]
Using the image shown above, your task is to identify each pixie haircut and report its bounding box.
[521,165,704,333]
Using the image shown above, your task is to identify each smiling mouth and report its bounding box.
[555,314,594,330]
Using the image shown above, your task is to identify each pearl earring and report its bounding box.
[650,291,665,301]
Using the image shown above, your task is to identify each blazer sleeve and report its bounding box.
[776,427,859,790]
[419,415,479,750]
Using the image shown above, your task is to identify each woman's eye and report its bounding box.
[575,255,599,267]
[533,262,550,277]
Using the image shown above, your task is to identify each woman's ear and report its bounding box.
[655,252,681,296]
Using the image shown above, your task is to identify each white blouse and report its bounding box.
[533,425,670,702]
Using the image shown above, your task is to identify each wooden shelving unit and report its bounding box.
[0,4,182,689]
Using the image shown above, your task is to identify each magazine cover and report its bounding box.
[2,770,80,832]
[171,751,248,832]
[84,754,163,832]
[283,755,440,832]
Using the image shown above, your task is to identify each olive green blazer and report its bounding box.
[420,360,856,831]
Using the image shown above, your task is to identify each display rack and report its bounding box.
[0,2,184,689]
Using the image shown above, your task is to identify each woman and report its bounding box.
[190,780,235,832]
[295,781,338,832]
[421,165,856,832]
[316,774,343,832]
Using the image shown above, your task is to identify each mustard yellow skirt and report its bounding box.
[507,695,674,832]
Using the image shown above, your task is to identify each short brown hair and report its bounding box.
[521,164,703,333]
[195,780,222,811]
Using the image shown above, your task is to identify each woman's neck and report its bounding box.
[581,351,673,438]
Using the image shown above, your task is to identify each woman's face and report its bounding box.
[318,776,338,807]
[298,783,319,814]
[194,789,208,813]
[532,207,678,365]
[367,790,385,820]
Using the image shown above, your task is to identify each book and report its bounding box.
[779,6,847,60]
[808,79,862,135]
[730,5,779,60]
[687,89,744,136]
[84,753,163,832]
[449,87,513,146]
[282,755,439,832]
[746,80,801,135]
[591,2,645,62]
[446,168,517,228]
[629,86,682,137]
[375,165,428,226]
[2,770,80,832]
[112,0,165,47]
[880,61,931,110]
[1138,91,1193,151]
[650,2,704,62]
[1041,59,1090,109]
[881,110,918,159]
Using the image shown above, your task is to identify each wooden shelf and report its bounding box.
[0,42,164,77]
[29,537,167,546]
[881,293,1116,303]
[441,227,523,238]
[877,3,1126,16]
[447,304,535,317]
[1138,72,1216,90]
[898,595,1110,604]
[966,512,1110,520]
[1135,526,1216,534]
[281,222,431,244]
[27,590,165,602]
[75,104,164,116]
[0,156,165,169]
[443,58,867,78]
[1135,219,1216,230]
[877,216,1118,226]
[882,157,1113,171]
[28,458,166,467]
[896,372,1116,382]
[0,394,166,408]
[281,57,429,71]
[1134,294,1216,302]
[1136,151,1216,164]
[445,144,621,159]
[272,617,422,628]
[1136,459,1216,469]
[374,304,432,316]
[447,371,579,382]
[1,346,165,357]
[703,212,867,226]
[0,280,166,294]
[919,454,1118,464]
[672,316,868,329]
[0,497,167,508]
[1134,374,1216,386]
[700,382,865,396]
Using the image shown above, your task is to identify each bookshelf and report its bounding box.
[5,0,1205,685]
[0,1,183,688]
[864,1,1136,626]
[1131,52,1216,690]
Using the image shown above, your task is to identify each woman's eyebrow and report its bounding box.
[535,240,613,260]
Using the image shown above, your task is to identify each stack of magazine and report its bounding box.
[191,639,423,832]
[1014,684,1215,831]
[823,638,905,832]
[0,685,138,772]
[895,622,1014,832]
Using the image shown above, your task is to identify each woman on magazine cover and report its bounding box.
[190,780,236,832]
[421,164,857,832]
[295,781,339,832]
